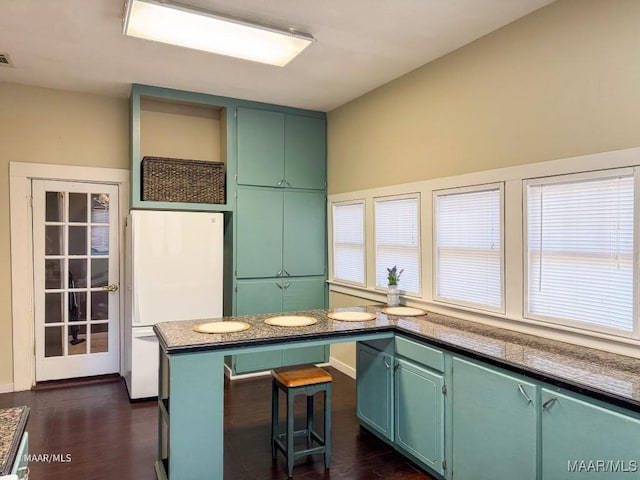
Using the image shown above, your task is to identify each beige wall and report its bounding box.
[326,0,640,370]
[328,292,378,373]
[0,83,128,387]
[327,0,640,194]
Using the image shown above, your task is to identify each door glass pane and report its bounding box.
[69,193,87,223]
[45,192,64,222]
[68,324,87,355]
[69,259,87,288]
[71,291,87,322]
[45,259,64,289]
[91,259,109,287]
[45,226,64,255]
[91,194,110,223]
[44,326,64,357]
[91,291,109,320]
[90,324,109,353]
[45,293,64,324]
[68,226,87,255]
[91,226,109,255]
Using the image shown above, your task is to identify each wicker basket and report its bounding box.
[141,157,225,204]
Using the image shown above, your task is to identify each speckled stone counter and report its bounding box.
[154,306,640,412]
[0,406,29,475]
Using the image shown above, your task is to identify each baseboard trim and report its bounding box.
[0,383,14,394]
[329,357,356,379]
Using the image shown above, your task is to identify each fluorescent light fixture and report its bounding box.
[123,0,315,66]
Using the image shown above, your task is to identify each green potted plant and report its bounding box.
[386,266,403,306]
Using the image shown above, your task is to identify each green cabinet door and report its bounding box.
[356,342,394,441]
[394,359,445,475]
[541,389,640,479]
[283,190,326,277]
[282,345,329,366]
[452,358,537,480]
[282,277,326,312]
[284,114,326,190]
[237,107,284,187]
[236,187,283,278]
[235,279,283,315]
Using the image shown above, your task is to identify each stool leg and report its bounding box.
[271,379,278,460]
[324,384,332,469]
[306,394,314,449]
[286,389,295,478]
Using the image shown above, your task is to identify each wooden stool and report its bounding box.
[271,365,332,477]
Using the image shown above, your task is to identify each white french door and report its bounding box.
[32,179,120,381]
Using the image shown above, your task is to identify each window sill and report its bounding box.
[327,281,640,359]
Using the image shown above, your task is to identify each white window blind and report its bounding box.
[526,172,634,332]
[333,201,365,284]
[374,195,420,294]
[434,185,503,310]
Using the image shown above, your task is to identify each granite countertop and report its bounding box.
[154,306,640,412]
[0,406,29,475]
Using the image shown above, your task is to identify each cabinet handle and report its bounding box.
[276,283,284,289]
[393,360,400,371]
[542,397,557,410]
[276,269,283,277]
[384,358,390,369]
[517,384,532,404]
[283,282,290,289]
[282,269,290,277]
[277,179,285,187]
[283,179,292,187]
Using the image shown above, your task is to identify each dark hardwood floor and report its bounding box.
[0,368,434,480]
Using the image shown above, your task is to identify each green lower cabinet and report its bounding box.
[541,389,640,479]
[282,277,326,312]
[231,345,329,375]
[452,358,537,480]
[394,358,445,475]
[236,279,284,315]
[356,342,394,441]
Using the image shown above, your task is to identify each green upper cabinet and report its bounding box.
[237,108,284,187]
[283,190,326,276]
[541,389,640,480]
[236,187,325,279]
[236,187,283,278]
[284,115,326,190]
[237,107,326,189]
[452,358,538,480]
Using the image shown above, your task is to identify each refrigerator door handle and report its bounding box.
[131,218,141,325]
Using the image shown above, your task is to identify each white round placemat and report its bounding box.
[381,307,427,316]
[327,311,377,322]
[264,316,318,327]
[193,321,250,334]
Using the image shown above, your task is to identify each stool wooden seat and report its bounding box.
[271,365,332,477]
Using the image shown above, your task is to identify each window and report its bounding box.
[332,201,365,284]
[434,184,503,311]
[374,195,420,294]
[525,170,635,333]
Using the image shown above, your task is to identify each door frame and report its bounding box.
[10,162,129,391]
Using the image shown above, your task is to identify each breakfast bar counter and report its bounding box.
[153,306,640,480]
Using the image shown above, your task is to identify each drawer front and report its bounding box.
[395,336,444,372]
[360,338,394,355]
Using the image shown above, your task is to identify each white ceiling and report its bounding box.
[0,0,555,111]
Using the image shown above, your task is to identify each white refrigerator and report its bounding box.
[124,210,224,399]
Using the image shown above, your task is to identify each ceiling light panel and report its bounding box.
[123,0,315,66]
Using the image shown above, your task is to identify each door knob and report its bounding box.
[102,284,119,292]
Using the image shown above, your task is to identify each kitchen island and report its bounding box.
[153,306,640,480]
